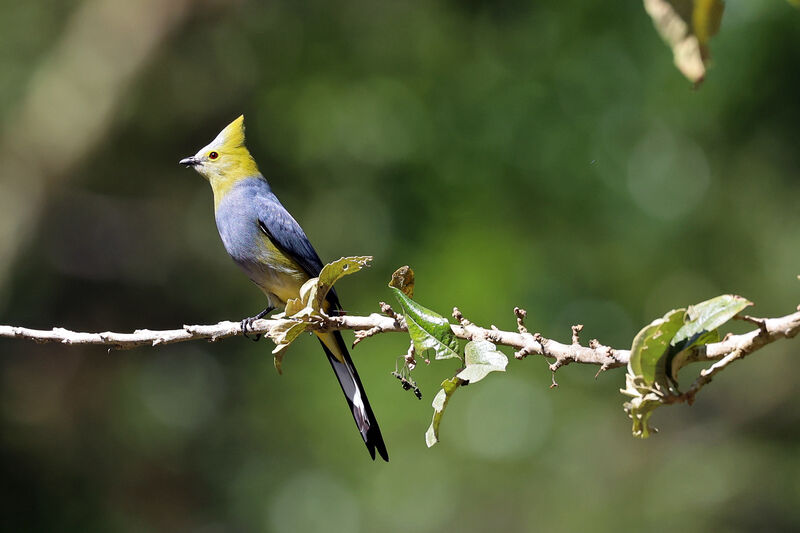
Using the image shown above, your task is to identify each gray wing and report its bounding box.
[255,191,342,309]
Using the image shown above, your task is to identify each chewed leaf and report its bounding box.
[391,287,460,360]
[425,377,462,447]
[457,340,508,383]
[313,256,372,312]
[286,256,373,319]
[389,266,415,298]
[264,256,372,374]
[629,308,685,385]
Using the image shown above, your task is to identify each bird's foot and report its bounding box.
[241,306,276,341]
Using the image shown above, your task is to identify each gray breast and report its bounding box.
[214,178,273,282]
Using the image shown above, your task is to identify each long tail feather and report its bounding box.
[317,331,389,462]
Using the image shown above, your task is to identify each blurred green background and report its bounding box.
[1,1,798,531]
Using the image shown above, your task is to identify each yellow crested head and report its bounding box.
[179,115,260,196]
[214,114,246,151]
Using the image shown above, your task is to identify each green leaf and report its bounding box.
[622,294,753,438]
[667,294,752,380]
[390,287,460,361]
[672,294,752,348]
[456,340,508,383]
[425,377,462,447]
[621,373,666,438]
[629,308,685,385]
[643,0,725,84]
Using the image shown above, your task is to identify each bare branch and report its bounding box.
[2,309,797,373]
[661,311,800,405]
[352,303,404,347]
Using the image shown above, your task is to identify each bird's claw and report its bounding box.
[241,306,276,341]
[241,317,262,341]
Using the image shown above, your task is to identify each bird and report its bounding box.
[180,115,388,461]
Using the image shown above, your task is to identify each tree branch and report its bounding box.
[661,311,800,404]
[2,308,797,373]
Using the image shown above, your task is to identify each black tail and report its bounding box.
[318,331,389,462]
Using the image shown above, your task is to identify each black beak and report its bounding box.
[179,156,199,167]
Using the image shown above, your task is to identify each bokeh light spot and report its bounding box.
[627,124,710,220]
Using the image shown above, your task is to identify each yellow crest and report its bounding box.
[210,114,246,151]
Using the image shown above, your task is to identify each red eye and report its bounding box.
[208,151,219,160]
